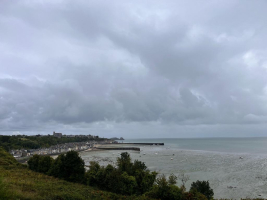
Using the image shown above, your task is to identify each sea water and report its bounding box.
[79,138,267,199]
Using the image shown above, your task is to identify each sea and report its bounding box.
[79,137,267,199]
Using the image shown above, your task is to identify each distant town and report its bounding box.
[0,132,124,159]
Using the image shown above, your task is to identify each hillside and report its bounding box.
[0,147,151,200]
[0,135,106,151]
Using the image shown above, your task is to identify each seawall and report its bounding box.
[109,143,164,145]
[96,147,140,151]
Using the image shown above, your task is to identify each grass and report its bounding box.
[0,147,152,200]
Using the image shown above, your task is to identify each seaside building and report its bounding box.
[53,131,62,138]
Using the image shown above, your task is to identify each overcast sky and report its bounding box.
[1,0,267,138]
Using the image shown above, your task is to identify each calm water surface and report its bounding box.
[80,138,267,199]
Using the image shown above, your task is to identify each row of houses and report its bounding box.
[10,141,99,158]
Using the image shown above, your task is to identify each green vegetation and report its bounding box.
[86,152,157,195]
[28,154,54,174]
[190,180,214,200]
[0,135,105,151]
[26,151,213,200]
[28,151,86,183]
[2,147,264,200]
[0,176,10,200]
[0,147,152,200]
[49,151,86,183]
[146,174,207,200]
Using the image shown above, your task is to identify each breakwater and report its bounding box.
[96,147,140,151]
[111,143,164,145]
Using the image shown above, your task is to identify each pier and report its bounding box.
[96,147,140,151]
[111,143,164,145]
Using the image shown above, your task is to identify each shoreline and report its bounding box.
[17,144,105,163]
[79,144,267,199]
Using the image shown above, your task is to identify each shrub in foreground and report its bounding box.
[86,152,157,195]
[28,154,54,174]
[28,151,85,183]
[190,180,214,200]
[49,150,85,183]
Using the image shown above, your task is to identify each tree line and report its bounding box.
[28,151,214,200]
[0,135,105,151]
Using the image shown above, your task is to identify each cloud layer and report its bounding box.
[1,0,267,138]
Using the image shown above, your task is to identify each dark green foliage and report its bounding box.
[48,154,65,178]
[146,174,184,200]
[64,151,86,183]
[133,167,157,194]
[190,180,214,200]
[119,172,137,195]
[86,161,135,195]
[28,154,41,172]
[38,155,54,174]
[86,152,157,195]
[28,151,85,183]
[49,151,85,183]
[117,152,157,194]
[85,161,101,187]
[117,152,132,173]
[0,135,105,151]
[0,147,18,166]
[132,160,147,172]
[146,174,208,200]
[0,148,155,200]
[24,148,213,199]
[28,154,54,174]
[168,173,178,185]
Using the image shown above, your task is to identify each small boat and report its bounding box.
[171,158,173,160]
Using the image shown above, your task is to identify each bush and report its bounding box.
[28,154,41,172]
[49,151,85,183]
[190,180,214,200]
[28,155,54,174]
[38,155,54,174]
[146,174,185,200]
[86,152,157,196]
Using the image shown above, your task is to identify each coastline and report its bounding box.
[17,144,105,162]
[79,143,267,199]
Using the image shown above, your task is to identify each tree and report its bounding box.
[48,154,65,179]
[117,152,132,173]
[38,155,54,174]
[178,172,190,190]
[85,161,101,186]
[132,160,147,172]
[28,154,40,172]
[86,152,157,195]
[64,150,85,183]
[146,174,185,200]
[49,151,85,183]
[190,180,214,200]
[168,173,178,185]
[119,172,137,195]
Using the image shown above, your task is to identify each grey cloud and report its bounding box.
[1,0,267,137]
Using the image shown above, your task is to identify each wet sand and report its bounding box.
[79,144,267,199]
